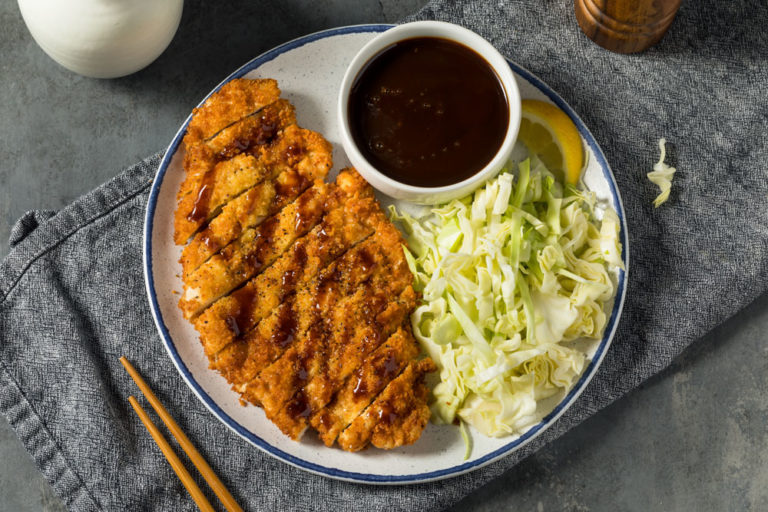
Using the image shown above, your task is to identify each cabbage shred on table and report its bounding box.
[390,157,624,438]
[647,138,676,208]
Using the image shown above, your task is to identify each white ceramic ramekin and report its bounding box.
[338,21,521,204]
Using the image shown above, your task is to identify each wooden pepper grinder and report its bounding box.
[575,0,683,53]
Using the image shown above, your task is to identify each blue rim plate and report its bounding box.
[143,24,629,484]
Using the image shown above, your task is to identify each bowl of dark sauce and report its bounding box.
[339,21,521,204]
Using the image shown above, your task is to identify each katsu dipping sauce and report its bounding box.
[348,37,509,188]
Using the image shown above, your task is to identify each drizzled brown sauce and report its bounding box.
[355,246,375,274]
[216,110,279,159]
[286,390,313,419]
[188,177,214,223]
[242,215,279,275]
[380,352,400,377]
[223,215,312,338]
[284,143,304,162]
[348,37,509,187]
[187,105,284,224]
[225,284,257,338]
[273,170,309,208]
[284,327,323,419]
[377,402,399,425]
[269,300,298,349]
[351,351,401,399]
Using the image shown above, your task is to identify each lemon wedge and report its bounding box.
[518,99,584,184]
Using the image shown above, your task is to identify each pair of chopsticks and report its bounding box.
[120,356,243,512]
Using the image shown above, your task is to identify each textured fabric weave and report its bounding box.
[1,1,767,510]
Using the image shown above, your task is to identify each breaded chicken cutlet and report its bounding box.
[173,78,434,451]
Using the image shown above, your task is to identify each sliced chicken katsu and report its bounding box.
[231,213,414,392]
[214,295,301,391]
[267,288,419,440]
[209,232,384,379]
[179,181,329,319]
[216,242,389,390]
[192,170,377,353]
[183,78,281,144]
[180,170,376,320]
[175,100,297,244]
[248,285,418,439]
[180,125,332,277]
[310,326,420,447]
[212,226,410,390]
[300,244,413,410]
[336,358,436,452]
[250,288,416,412]
[174,79,435,450]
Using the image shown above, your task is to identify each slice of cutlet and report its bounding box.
[180,125,332,277]
[310,326,420,447]
[205,98,297,158]
[248,284,417,439]
[213,227,410,389]
[175,100,297,244]
[336,358,436,452]
[176,99,296,199]
[178,99,296,203]
[245,242,414,416]
[183,78,281,144]
[267,287,417,440]
[179,181,329,319]
[192,169,376,354]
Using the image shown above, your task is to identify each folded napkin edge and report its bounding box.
[0,152,162,305]
[0,359,102,512]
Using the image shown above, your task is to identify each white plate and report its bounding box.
[144,25,629,484]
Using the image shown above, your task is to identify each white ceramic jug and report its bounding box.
[18,0,183,78]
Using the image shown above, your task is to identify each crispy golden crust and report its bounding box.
[304,248,414,409]
[181,180,277,277]
[250,285,417,440]
[179,125,333,277]
[174,100,297,244]
[183,78,281,143]
[212,296,300,396]
[175,153,271,245]
[216,224,409,381]
[192,170,377,354]
[205,100,297,159]
[178,100,296,204]
[311,326,420,447]
[185,164,433,449]
[210,230,398,387]
[336,358,436,452]
[179,182,329,319]
[175,78,434,451]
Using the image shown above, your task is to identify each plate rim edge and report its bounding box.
[142,23,630,485]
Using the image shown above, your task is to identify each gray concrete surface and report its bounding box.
[1,1,766,511]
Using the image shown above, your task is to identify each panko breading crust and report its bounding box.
[174,79,435,451]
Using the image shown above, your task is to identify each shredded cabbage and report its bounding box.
[647,138,676,207]
[390,157,623,439]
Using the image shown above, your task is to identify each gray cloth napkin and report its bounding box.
[2,1,767,510]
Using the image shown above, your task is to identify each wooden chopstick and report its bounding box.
[128,396,215,512]
[121,356,243,512]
